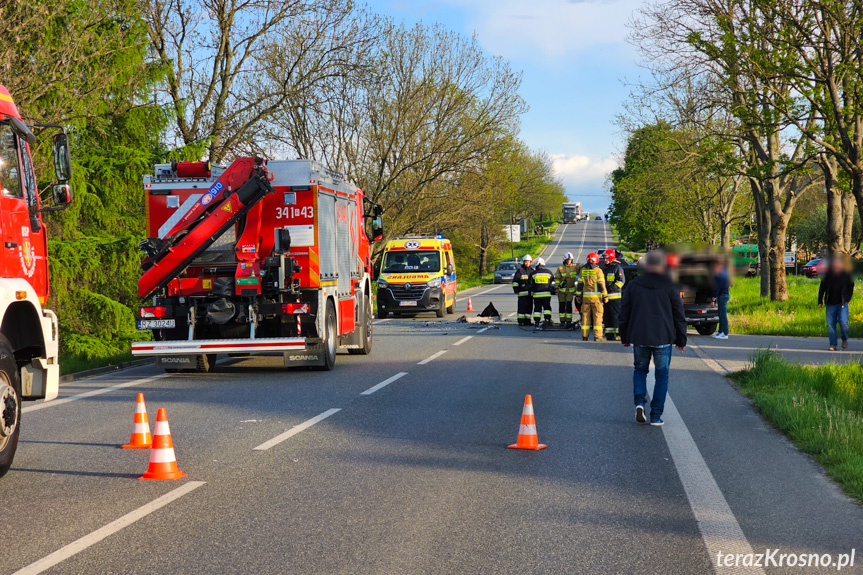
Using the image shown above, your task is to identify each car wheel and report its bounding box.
[695,323,718,336]
[0,335,21,478]
[377,308,389,320]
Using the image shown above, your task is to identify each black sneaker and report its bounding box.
[635,405,647,424]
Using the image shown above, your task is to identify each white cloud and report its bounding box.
[551,152,619,190]
[440,0,644,60]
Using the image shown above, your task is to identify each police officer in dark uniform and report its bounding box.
[512,254,534,326]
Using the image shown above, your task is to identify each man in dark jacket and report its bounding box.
[818,256,855,351]
[619,250,687,426]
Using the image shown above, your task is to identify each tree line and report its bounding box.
[1,0,565,361]
[610,0,863,301]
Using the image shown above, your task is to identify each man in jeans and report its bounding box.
[619,250,687,426]
[711,257,730,339]
[818,255,854,351]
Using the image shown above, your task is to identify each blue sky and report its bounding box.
[364,0,647,214]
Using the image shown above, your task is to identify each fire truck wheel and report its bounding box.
[0,336,21,478]
[317,301,337,371]
[349,297,373,355]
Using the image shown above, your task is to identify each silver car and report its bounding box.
[494,261,519,284]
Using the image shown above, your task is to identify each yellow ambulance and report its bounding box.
[376,236,457,318]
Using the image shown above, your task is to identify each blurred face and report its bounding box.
[831,258,844,273]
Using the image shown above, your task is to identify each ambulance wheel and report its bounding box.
[0,336,21,478]
[349,297,373,355]
[317,301,337,371]
[446,296,456,315]
[436,305,445,318]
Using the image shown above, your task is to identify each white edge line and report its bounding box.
[12,481,206,575]
[477,327,490,334]
[361,372,408,395]
[253,408,341,451]
[22,375,168,414]
[418,350,447,365]
[648,370,763,575]
[373,318,391,325]
[452,336,473,346]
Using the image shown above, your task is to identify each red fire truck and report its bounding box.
[132,158,383,371]
[0,85,73,477]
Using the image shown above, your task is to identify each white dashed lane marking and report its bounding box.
[253,408,342,451]
[361,372,408,395]
[12,481,206,575]
[418,350,447,365]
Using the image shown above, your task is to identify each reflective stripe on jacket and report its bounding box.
[513,265,533,298]
[530,266,555,298]
[578,264,607,302]
[555,263,581,302]
[603,262,625,300]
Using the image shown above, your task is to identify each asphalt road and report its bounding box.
[4,220,863,575]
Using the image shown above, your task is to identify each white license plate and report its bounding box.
[138,319,176,329]
[398,301,418,307]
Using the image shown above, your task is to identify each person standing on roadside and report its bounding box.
[576,252,607,341]
[530,257,556,327]
[513,255,534,327]
[601,249,625,341]
[555,252,580,328]
[818,255,854,351]
[619,250,687,426]
[711,257,730,340]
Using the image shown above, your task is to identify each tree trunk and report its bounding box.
[478,224,489,277]
[823,154,844,256]
[842,190,855,253]
[768,197,789,302]
[751,178,771,297]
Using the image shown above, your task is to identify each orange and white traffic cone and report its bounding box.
[508,394,547,450]
[139,408,187,480]
[466,297,474,312]
[122,393,152,449]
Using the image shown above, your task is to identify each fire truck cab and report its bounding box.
[0,85,73,477]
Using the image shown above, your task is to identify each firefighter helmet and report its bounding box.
[564,252,573,262]
[523,254,533,262]
[587,252,599,264]
[535,257,545,267]
[604,249,616,263]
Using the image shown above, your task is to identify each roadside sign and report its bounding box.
[784,252,796,268]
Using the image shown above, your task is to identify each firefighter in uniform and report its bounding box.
[555,252,580,328]
[512,254,534,326]
[601,248,625,340]
[575,252,607,341]
[530,257,556,327]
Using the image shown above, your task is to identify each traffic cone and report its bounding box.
[139,408,187,480]
[508,394,547,450]
[466,297,474,312]
[122,393,152,449]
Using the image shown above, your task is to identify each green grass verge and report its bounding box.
[731,350,863,502]
[728,275,863,338]
[60,351,136,376]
